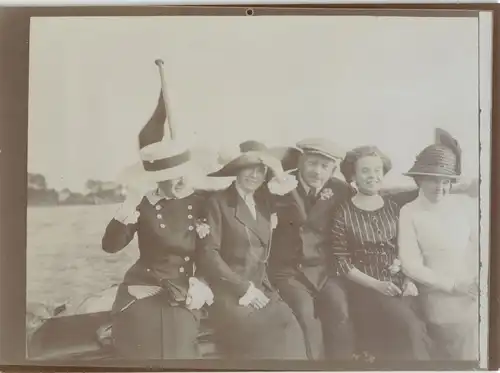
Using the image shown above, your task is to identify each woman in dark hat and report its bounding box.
[196,140,308,359]
[398,129,479,360]
[331,145,431,361]
[101,87,214,359]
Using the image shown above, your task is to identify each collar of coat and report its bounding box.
[224,182,272,245]
[145,189,173,205]
[292,170,350,199]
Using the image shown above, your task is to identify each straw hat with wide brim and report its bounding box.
[208,140,302,178]
[404,128,462,180]
[117,139,205,185]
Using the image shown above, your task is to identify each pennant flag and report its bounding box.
[138,89,168,150]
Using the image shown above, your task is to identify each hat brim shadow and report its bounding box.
[117,160,206,187]
[403,171,461,180]
[208,146,302,178]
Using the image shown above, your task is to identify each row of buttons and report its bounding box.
[154,204,193,211]
[145,256,191,274]
[154,203,195,230]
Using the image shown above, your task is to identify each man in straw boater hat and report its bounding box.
[266,138,357,360]
[398,128,479,360]
[101,60,214,359]
[196,140,309,359]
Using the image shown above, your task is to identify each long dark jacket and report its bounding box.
[268,173,353,291]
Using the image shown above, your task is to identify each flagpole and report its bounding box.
[154,59,175,140]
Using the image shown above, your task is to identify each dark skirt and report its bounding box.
[111,285,201,359]
[210,289,308,359]
[347,281,431,361]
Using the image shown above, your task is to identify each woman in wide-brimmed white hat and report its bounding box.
[398,128,479,361]
[101,90,214,359]
[196,139,308,359]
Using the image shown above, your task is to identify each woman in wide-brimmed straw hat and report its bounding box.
[398,128,479,360]
[196,139,308,359]
[101,89,214,359]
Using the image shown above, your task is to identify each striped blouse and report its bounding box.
[331,197,404,287]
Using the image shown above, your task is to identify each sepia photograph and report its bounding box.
[25,9,492,369]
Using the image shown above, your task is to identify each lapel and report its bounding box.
[307,179,339,222]
[228,183,271,246]
[284,171,308,223]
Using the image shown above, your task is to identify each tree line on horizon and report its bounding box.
[28,173,126,206]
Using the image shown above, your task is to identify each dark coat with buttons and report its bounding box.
[101,190,211,359]
[268,173,354,291]
[102,191,208,313]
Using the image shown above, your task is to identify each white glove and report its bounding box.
[267,173,298,196]
[114,183,149,224]
[258,154,285,177]
[185,277,214,310]
[238,282,270,309]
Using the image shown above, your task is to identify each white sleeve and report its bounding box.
[398,205,456,293]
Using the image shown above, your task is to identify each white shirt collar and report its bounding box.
[145,188,172,205]
[235,182,255,203]
[298,173,323,196]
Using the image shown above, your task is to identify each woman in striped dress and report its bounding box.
[330,145,431,361]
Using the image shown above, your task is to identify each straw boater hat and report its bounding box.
[404,128,462,180]
[117,90,202,185]
[208,140,300,178]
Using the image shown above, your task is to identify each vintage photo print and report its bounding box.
[25,9,492,369]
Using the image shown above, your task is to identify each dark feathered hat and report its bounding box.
[404,128,461,179]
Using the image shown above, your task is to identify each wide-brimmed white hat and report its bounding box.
[208,140,300,178]
[117,139,204,185]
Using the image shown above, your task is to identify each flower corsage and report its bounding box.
[195,218,211,239]
[388,258,402,275]
[319,188,334,201]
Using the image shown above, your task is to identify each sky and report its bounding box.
[28,15,480,192]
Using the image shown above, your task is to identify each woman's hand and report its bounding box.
[258,154,285,177]
[402,279,419,297]
[249,288,270,310]
[114,183,148,223]
[239,282,270,309]
[185,277,214,310]
[371,280,402,297]
[453,278,479,298]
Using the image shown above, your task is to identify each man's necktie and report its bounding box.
[307,188,317,211]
